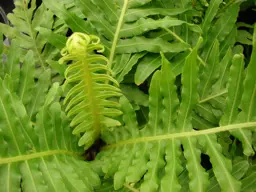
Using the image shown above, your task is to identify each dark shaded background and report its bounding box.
[0,0,14,23]
[0,0,255,23]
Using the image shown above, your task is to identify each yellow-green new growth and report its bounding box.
[60,32,122,149]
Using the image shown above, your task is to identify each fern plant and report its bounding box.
[1,0,256,191]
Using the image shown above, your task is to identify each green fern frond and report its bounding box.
[92,33,256,191]
[43,0,202,85]
[194,10,255,157]
[201,2,240,61]
[0,0,67,70]
[1,38,51,121]
[0,27,101,191]
[60,32,122,149]
[0,78,100,191]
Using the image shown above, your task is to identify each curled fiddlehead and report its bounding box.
[59,32,122,149]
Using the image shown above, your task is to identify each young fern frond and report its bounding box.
[60,32,122,149]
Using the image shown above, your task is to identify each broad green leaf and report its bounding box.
[124,7,189,22]
[201,0,222,36]
[239,24,256,122]
[177,38,209,192]
[36,27,67,50]
[116,37,190,54]
[160,53,182,191]
[221,54,254,156]
[195,103,219,124]
[177,38,202,132]
[234,24,256,156]
[208,3,240,42]
[200,134,241,192]
[232,159,249,180]
[120,84,149,107]
[43,0,95,35]
[17,50,35,106]
[115,53,146,83]
[27,69,51,121]
[212,48,232,93]
[202,3,240,62]
[169,52,189,76]
[241,171,256,192]
[220,26,237,57]
[120,17,201,38]
[3,40,20,92]
[134,54,161,85]
[195,47,232,126]
[236,30,253,45]
[199,0,209,7]
[199,40,220,99]
[1,39,53,123]
[192,111,216,129]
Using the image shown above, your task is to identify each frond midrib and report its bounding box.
[108,0,129,69]
[199,90,227,103]
[103,121,256,149]
[0,150,82,165]
[22,1,46,69]
[82,59,101,135]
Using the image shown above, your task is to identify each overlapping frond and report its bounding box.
[92,33,256,191]
[194,4,255,157]
[1,38,51,122]
[0,78,100,191]
[42,0,202,84]
[60,32,122,149]
[0,44,100,191]
[0,0,67,71]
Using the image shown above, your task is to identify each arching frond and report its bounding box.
[43,0,202,84]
